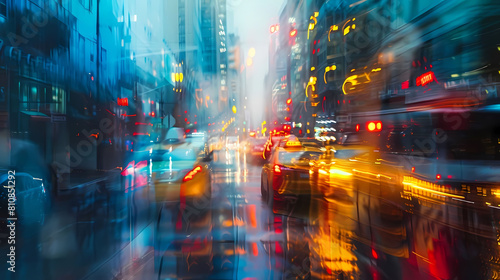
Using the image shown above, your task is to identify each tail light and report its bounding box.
[366,121,382,132]
[274,164,282,174]
[121,161,135,176]
[135,160,147,170]
[183,166,203,182]
[372,248,378,260]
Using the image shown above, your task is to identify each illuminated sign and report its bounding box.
[328,25,339,41]
[117,98,128,106]
[285,141,301,147]
[342,75,359,95]
[305,76,317,97]
[324,65,336,83]
[401,80,409,90]
[416,71,437,87]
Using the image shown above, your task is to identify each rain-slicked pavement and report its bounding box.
[3,147,500,280]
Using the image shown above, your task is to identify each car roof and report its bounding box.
[165,127,186,143]
[277,144,321,153]
[152,142,200,161]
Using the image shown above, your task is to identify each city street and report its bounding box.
[4,146,498,279]
[2,1,500,278]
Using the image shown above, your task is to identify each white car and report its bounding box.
[226,136,239,150]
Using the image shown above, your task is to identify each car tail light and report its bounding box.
[121,161,135,176]
[135,160,147,170]
[274,164,282,174]
[372,248,378,259]
[366,121,382,132]
[183,166,203,182]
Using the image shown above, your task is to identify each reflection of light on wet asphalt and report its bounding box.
[236,150,242,183]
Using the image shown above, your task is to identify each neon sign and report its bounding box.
[416,71,437,87]
[117,98,128,106]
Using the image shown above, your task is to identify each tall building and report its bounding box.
[227,33,246,134]
[216,0,228,114]
[200,0,217,78]
[0,0,176,187]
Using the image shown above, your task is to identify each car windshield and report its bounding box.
[152,148,197,162]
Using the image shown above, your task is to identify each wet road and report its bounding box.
[3,148,500,279]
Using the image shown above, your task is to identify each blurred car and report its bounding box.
[208,135,222,152]
[0,170,51,240]
[151,128,212,204]
[186,131,210,157]
[121,134,157,192]
[309,144,372,199]
[309,142,406,226]
[261,139,322,212]
[245,137,267,160]
[299,138,324,149]
[262,132,289,160]
[225,135,239,150]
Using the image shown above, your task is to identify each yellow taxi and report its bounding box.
[309,142,406,223]
[261,138,323,212]
[151,128,212,204]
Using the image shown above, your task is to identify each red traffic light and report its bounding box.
[289,29,297,37]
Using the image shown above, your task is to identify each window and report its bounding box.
[0,0,6,18]
[79,0,92,11]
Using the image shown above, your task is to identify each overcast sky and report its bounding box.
[230,0,284,128]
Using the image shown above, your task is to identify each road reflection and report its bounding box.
[2,140,500,280]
